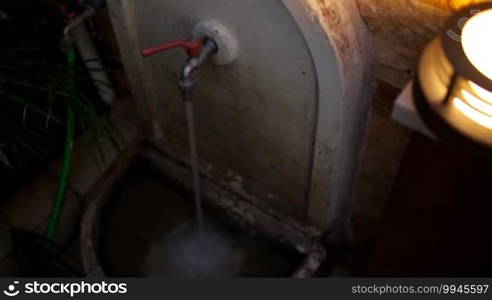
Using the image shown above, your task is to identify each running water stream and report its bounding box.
[185,101,204,229]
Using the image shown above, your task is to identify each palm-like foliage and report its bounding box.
[0,3,122,184]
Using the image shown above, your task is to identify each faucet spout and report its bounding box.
[179,38,218,101]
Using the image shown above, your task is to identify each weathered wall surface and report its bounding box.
[302,0,374,240]
[355,0,489,88]
[108,0,374,232]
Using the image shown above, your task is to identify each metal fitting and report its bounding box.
[178,38,218,101]
[63,5,96,37]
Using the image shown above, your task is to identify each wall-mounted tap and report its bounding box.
[142,37,218,230]
[141,37,218,102]
[179,38,218,101]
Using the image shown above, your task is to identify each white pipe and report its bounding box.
[70,21,115,105]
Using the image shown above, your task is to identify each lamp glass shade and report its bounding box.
[462,9,492,81]
[414,3,492,153]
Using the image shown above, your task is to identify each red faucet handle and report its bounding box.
[141,38,203,58]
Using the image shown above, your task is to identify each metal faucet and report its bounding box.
[179,38,218,101]
[142,37,218,230]
[141,37,218,101]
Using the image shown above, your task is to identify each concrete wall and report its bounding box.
[301,0,374,241]
[108,0,374,232]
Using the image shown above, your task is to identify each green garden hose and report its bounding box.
[45,48,76,240]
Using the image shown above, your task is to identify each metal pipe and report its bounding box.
[71,23,115,105]
[62,1,115,105]
[63,5,96,36]
[73,0,107,22]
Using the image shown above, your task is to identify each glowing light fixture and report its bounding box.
[462,9,492,81]
[414,2,492,152]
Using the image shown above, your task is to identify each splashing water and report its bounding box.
[145,222,244,277]
[158,102,243,277]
